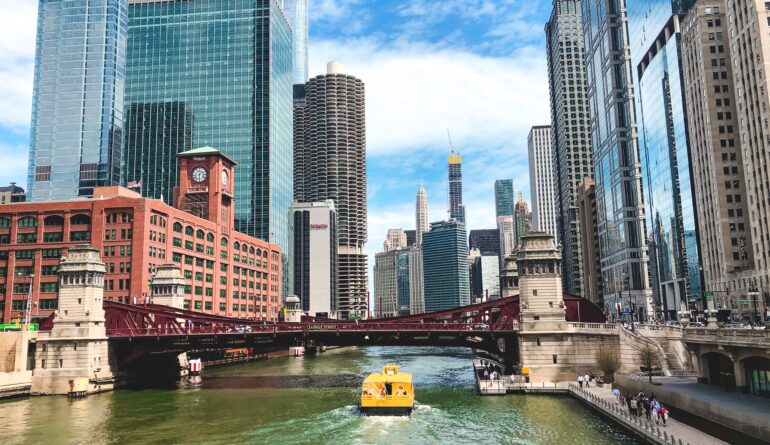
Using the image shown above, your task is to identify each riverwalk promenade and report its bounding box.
[474,370,729,444]
[570,383,726,445]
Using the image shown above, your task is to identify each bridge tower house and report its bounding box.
[517,232,566,331]
[285,295,302,323]
[31,245,114,395]
[500,253,520,299]
[151,264,185,309]
[150,264,189,375]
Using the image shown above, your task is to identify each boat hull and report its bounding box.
[359,406,413,416]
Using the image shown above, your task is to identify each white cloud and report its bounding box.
[0,142,29,187]
[327,35,552,299]
[309,38,549,157]
[0,2,37,131]
[312,0,362,22]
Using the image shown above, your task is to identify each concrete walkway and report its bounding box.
[649,376,770,421]
[615,375,770,442]
[573,383,726,445]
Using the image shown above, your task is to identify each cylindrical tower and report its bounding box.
[300,62,367,319]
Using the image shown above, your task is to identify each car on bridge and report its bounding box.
[463,323,489,331]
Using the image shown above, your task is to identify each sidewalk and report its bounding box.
[573,383,726,445]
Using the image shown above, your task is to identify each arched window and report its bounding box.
[70,214,90,225]
[241,243,247,252]
[249,246,255,255]
[206,232,214,242]
[221,237,229,247]
[18,216,38,228]
[262,250,268,258]
[185,226,194,236]
[0,217,10,228]
[196,229,205,239]
[256,248,262,257]
[173,222,183,233]
[233,241,241,251]
[44,215,64,227]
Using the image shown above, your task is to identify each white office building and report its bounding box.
[292,201,337,318]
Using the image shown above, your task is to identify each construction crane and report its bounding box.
[447,129,455,154]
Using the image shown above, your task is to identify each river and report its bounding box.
[0,346,643,444]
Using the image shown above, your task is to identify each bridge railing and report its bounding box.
[634,324,683,336]
[306,322,518,333]
[106,321,522,338]
[566,322,618,331]
[107,323,305,338]
[684,327,769,341]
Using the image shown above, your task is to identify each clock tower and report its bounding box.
[176,147,236,232]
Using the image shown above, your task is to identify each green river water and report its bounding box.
[0,346,642,444]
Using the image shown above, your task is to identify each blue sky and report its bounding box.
[0,0,553,277]
[308,0,552,260]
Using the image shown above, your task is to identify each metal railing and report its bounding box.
[567,322,618,331]
[569,383,692,445]
[106,321,521,338]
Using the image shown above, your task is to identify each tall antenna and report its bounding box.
[447,129,455,154]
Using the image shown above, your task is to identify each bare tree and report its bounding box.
[595,347,620,382]
[638,342,661,384]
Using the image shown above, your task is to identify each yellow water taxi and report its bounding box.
[360,364,414,415]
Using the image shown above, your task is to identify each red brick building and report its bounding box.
[0,147,282,324]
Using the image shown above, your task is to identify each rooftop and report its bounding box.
[177,146,237,165]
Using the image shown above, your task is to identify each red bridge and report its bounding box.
[95,294,604,375]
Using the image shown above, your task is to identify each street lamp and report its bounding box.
[16,273,35,329]
[748,279,760,325]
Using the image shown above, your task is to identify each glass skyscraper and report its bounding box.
[494,179,514,218]
[628,0,702,317]
[27,0,127,201]
[582,0,652,319]
[448,152,466,223]
[422,220,470,311]
[123,0,294,290]
[283,0,308,84]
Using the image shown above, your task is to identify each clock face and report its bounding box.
[221,169,229,186]
[192,167,207,183]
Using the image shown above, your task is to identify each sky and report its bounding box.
[0,0,553,291]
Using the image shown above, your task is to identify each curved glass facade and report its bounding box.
[628,1,702,318]
[582,0,652,318]
[28,0,127,201]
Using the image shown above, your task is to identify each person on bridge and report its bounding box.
[584,373,590,387]
[658,405,668,426]
[577,374,583,388]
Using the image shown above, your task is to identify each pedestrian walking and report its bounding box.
[578,374,584,388]
[612,387,621,404]
[659,405,668,426]
[584,373,590,387]
[625,394,633,414]
[643,396,651,420]
[483,368,489,380]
